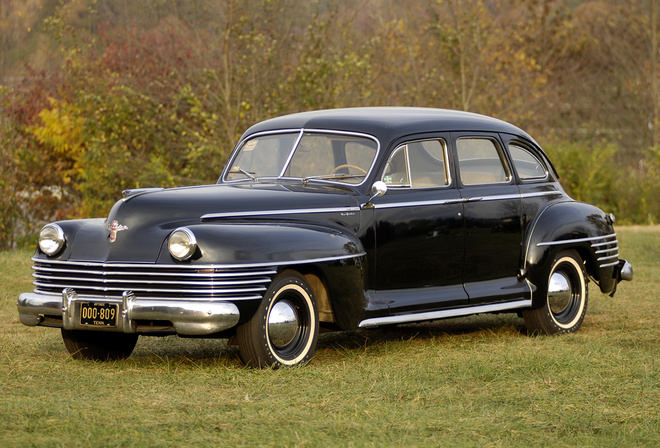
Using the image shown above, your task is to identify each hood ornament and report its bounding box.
[107,220,128,243]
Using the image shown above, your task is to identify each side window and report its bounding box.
[456,138,510,185]
[509,143,547,180]
[382,139,449,188]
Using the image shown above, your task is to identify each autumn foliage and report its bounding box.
[1,0,659,249]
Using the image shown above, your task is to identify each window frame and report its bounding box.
[454,136,513,186]
[507,141,550,182]
[381,138,452,189]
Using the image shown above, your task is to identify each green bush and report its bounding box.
[544,141,660,224]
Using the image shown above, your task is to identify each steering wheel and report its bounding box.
[331,164,368,175]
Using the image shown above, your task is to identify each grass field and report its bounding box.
[1,227,658,447]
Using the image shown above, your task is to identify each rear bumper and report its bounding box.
[616,259,633,282]
[17,288,241,336]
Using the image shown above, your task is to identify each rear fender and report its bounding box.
[524,201,618,307]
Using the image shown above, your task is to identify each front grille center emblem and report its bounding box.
[107,220,128,243]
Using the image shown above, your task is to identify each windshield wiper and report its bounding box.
[302,173,364,186]
[229,168,258,181]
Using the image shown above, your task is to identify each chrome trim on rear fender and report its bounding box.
[537,233,621,269]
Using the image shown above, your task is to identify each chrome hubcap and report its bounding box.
[268,300,299,348]
[548,271,571,314]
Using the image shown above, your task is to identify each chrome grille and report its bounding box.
[591,234,620,268]
[31,258,275,301]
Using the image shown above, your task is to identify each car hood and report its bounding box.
[62,182,363,263]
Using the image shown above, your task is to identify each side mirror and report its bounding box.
[361,181,387,209]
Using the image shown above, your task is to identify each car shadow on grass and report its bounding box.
[125,312,527,367]
[315,313,527,356]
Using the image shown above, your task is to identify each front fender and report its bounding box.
[524,200,619,306]
[156,222,366,266]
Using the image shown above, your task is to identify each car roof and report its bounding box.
[241,107,535,145]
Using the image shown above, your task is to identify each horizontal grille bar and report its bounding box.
[32,259,275,301]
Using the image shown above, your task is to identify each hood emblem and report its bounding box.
[107,220,128,243]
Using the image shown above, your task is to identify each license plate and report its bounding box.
[80,302,118,327]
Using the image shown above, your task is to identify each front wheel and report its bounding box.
[61,329,139,360]
[523,250,588,335]
[237,270,319,368]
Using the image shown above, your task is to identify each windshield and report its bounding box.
[224,131,379,184]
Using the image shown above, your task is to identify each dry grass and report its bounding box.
[1,227,658,447]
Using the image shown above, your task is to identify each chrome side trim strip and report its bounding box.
[34,282,267,295]
[33,274,271,287]
[536,233,621,269]
[28,290,264,302]
[32,254,365,271]
[592,240,618,248]
[374,198,464,209]
[358,299,531,328]
[595,246,619,254]
[32,265,276,278]
[463,193,521,202]
[374,191,561,210]
[599,261,620,268]
[536,233,617,247]
[201,206,361,221]
[521,191,563,199]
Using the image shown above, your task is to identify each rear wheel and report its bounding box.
[61,329,138,360]
[237,270,319,368]
[523,250,588,335]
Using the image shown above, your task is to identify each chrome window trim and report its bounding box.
[223,128,381,187]
[279,129,305,177]
[382,138,452,189]
[508,143,549,181]
[456,137,513,185]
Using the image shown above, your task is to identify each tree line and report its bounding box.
[1,0,659,249]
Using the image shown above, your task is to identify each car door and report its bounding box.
[452,133,531,304]
[372,137,469,313]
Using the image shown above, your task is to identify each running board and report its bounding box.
[358,299,532,328]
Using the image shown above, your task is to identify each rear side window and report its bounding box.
[509,144,547,180]
[456,138,510,185]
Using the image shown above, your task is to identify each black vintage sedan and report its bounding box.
[18,107,633,367]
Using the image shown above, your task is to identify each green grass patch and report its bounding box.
[1,227,659,447]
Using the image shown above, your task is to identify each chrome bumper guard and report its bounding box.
[616,259,633,282]
[17,288,240,336]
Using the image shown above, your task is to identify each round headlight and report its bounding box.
[39,224,66,256]
[168,228,198,261]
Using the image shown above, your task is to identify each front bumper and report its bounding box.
[17,288,240,336]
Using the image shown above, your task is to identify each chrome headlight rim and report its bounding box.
[39,223,66,256]
[168,227,198,261]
